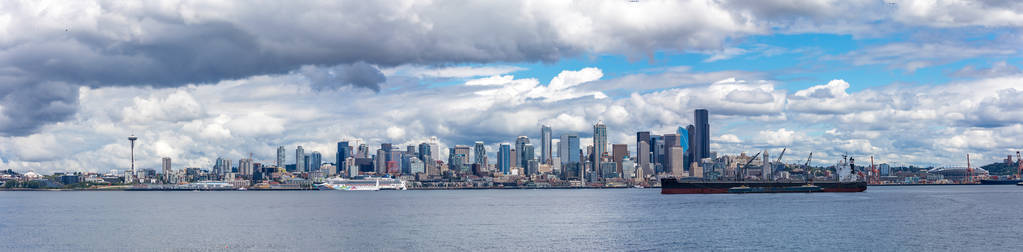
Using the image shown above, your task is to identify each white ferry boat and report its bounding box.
[318,176,407,191]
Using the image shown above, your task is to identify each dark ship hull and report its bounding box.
[979,179,1022,185]
[661,178,867,194]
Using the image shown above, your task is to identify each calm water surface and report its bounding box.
[2,186,1022,251]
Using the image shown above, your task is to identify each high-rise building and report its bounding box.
[663,134,680,174]
[637,140,650,177]
[381,143,393,161]
[686,124,696,171]
[651,135,664,172]
[304,154,311,172]
[336,141,350,171]
[473,141,487,166]
[310,151,322,172]
[592,121,607,169]
[677,127,690,152]
[541,125,552,165]
[694,109,710,160]
[295,146,305,173]
[357,144,369,158]
[418,142,432,164]
[375,149,386,174]
[428,137,440,161]
[669,147,684,177]
[453,145,471,165]
[612,144,627,177]
[276,146,285,168]
[522,144,535,174]
[238,158,254,176]
[515,136,530,168]
[162,157,172,175]
[498,143,511,175]
[510,149,517,169]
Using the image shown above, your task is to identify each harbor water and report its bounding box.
[1,185,1022,251]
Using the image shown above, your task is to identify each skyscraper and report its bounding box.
[522,143,535,174]
[592,121,607,168]
[498,143,511,175]
[310,151,322,172]
[276,146,285,168]
[417,142,432,164]
[612,144,627,177]
[357,144,369,158]
[336,141,350,171]
[636,131,650,174]
[663,133,680,175]
[515,136,530,168]
[686,124,695,172]
[381,143,393,161]
[637,140,650,177]
[161,157,172,175]
[296,146,305,173]
[694,109,710,160]
[473,141,487,166]
[541,125,552,165]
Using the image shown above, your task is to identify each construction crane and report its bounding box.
[966,153,973,184]
[776,147,786,163]
[805,152,813,167]
[1017,151,1022,180]
[737,152,761,181]
[870,156,879,184]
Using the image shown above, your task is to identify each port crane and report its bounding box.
[1017,151,1022,180]
[736,152,761,181]
[966,153,973,183]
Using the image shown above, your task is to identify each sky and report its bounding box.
[2,0,1023,173]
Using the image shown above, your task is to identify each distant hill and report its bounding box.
[981,162,1019,175]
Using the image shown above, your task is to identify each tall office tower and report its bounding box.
[669,146,684,177]
[375,149,386,174]
[453,145,471,165]
[162,157,172,174]
[381,143,393,161]
[238,158,253,176]
[686,124,696,171]
[515,136,530,168]
[473,141,487,166]
[541,125,552,165]
[417,142,432,164]
[637,141,650,177]
[407,145,416,155]
[336,141,350,170]
[636,131,650,171]
[558,135,581,179]
[694,109,710,160]
[612,144,627,177]
[498,143,511,175]
[592,121,607,169]
[651,135,664,172]
[559,135,568,162]
[357,144,369,158]
[522,144,535,174]
[428,137,440,161]
[677,127,690,152]
[310,151,322,172]
[213,157,224,174]
[636,131,650,160]
[276,146,285,168]
[510,149,517,169]
[295,146,305,173]
[663,134,680,174]
[303,154,311,172]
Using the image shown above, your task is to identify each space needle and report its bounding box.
[128,134,138,183]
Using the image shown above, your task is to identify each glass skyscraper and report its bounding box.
[498,143,511,175]
[541,125,552,165]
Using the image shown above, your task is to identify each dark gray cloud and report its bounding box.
[0,81,79,136]
[301,63,386,93]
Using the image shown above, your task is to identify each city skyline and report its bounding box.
[2,1,1023,174]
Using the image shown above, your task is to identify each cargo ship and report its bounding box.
[661,179,866,194]
[662,154,866,194]
[979,177,1022,185]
